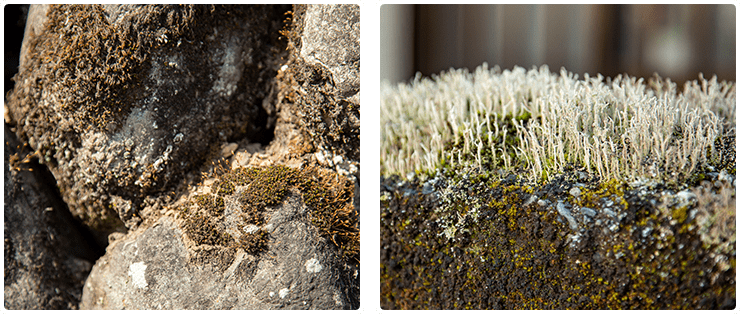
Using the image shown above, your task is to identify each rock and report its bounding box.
[556,201,579,231]
[81,193,358,309]
[6,4,360,310]
[569,186,581,198]
[221,143,239,158]
[5,4,290,241]
[580,207,597,218]
[275,4,360,162]
[4,125,101,309]
[381,174,736,309]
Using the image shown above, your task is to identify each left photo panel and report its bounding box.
[4,4,359,310]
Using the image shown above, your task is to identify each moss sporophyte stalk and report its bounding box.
[180,164,359,259]
[380,64,735,309]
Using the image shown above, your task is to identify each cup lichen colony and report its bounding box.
[380,64,736,309]
[381,63,734,185]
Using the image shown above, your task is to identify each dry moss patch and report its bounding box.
[180,164,359,260]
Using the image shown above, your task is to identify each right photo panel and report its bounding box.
[380,4,736,310]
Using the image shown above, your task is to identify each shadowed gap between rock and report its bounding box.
[4,4,29,95]
[7,125,106,262]
[248,103,275,146]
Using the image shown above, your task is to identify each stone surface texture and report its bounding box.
[5,4,359,310]
[275,4,360,162]
[6,4,288,240]
[81,197,355,310]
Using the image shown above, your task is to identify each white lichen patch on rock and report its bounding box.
[279,287,290,299]
[111,107,163,171]
[212,34,246,98]
[242,224,260,234]
[313,149,359,182]
[128,262,148,289]
[304,258,323,273]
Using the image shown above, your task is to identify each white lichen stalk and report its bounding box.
[381,63,735,184]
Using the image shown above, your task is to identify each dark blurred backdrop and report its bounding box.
[380,4,736,87]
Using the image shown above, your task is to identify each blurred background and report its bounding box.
[380,4,736,86]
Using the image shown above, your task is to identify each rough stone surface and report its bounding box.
[81,195,358,310]
[380,171,736,310]
[4,125,100,310]
[5,4,289,241]
[5,4,360,310]
[275,4,360,162]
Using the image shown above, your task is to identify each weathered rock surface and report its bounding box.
[4,125,101,309]
[5,4,360,310]
[275,4,360,162]
[380,172,735,310]
[6,4,289,240]
[81,194,357,310]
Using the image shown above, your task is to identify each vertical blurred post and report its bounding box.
[380,4,415,84]
[460,5,501,71]
[414,5,465,77]
[715,4,736,81]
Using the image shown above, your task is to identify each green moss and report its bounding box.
[211,179,235,196]
[572,178,626,209]
[672,206,688,224]
[240,165,300,209]
[194,194,225,216]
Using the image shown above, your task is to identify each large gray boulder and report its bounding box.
[5,4,289,241]
[81,193,358,310]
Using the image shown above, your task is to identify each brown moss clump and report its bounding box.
[240,229,270,255]
[240,165,300,209]
[182,209,233,247]
[179,164,359,260]
[194,194,225,216]
[237,164,359,260]
[298,166,359,259]
[22,4,198,131]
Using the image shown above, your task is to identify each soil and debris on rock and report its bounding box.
[380,165,735,310]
